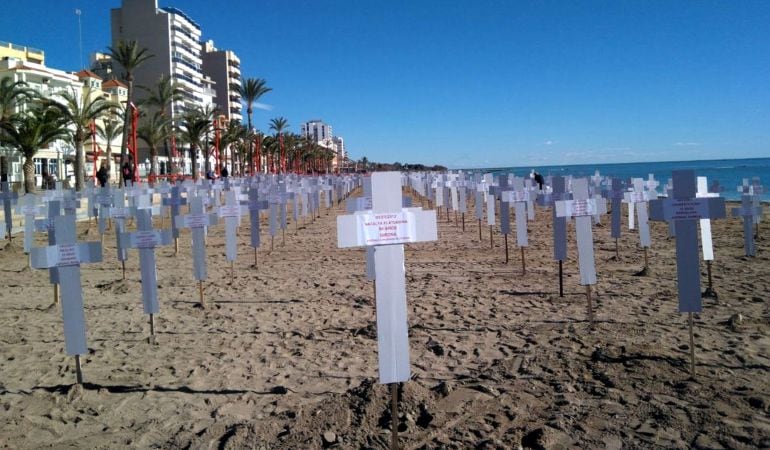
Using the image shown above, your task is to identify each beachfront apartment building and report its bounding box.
[201,40,242,124]
[0,46,130,187]
[111,0,215,117]
[301,120,347,172]
[111,0,220,176]
[0,52,81,186]
[0,40,45,65]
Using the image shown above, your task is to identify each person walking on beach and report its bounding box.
[96,161,110,187]
[533,171,545,190]
[121,156,135,186]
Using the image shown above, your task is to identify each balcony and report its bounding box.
[173,73,202,88]
[172,55,201,72]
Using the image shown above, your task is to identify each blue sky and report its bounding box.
[2,0,769,168]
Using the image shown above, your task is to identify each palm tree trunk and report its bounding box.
[105,143,113,184]
[120,78,133,184]
[191,145,198,180]
[150,145,158,186]
[75,138,85,191]
[23,156,35,194]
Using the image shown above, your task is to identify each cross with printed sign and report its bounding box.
[121,209,172,318]
[35,200,62,286]
[337,172,437,384]
[649,170,727,312]
[175,196,218,283]
[624,179,652,249]
[556,178,607,287]
[30,213,102,382]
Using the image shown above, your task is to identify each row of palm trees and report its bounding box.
[0,40,339,193]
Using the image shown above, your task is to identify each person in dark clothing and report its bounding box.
[96,161,110,187]
[534,171,545,190]
[41,169,55,190]
[220,165,229,178]
[121,158,134,186]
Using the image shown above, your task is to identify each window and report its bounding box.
[33,158,42,174]
[48,160,58,176]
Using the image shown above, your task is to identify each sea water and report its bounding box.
[473,157,769,201]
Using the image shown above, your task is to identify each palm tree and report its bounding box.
[269,116,288,173]
[0,78,36,123]
[239,78,271,173]
[178,107,212,180]
[140,75,183,170]
[107,40,153,180]
[219,121,247,175]
[0,105,68,193]
[137,112,171,183]
[50,89,117,191]
[239,78,271,133]
[96,111,122,181]
[0,78,37,182]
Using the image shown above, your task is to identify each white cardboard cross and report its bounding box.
[31,214,102,356]
[174,196,218,281]
[556,178,607,285]
[624,178,652,248]
[649,170,726,312]
[122,209,172,314]
[337,172,437,384]
[696,177,717,261]
[219,190,248,262]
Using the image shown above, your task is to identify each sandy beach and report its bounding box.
[0,187,768,449]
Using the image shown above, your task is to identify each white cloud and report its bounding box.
[674,142,700,146]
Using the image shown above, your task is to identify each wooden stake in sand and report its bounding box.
[162,185,188,255]
[121,209,172,343]
[649,170,726,378]
[337,172,437,450]
[556,178,607,326]
[31,214,102,383]
[175,196,218,308]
